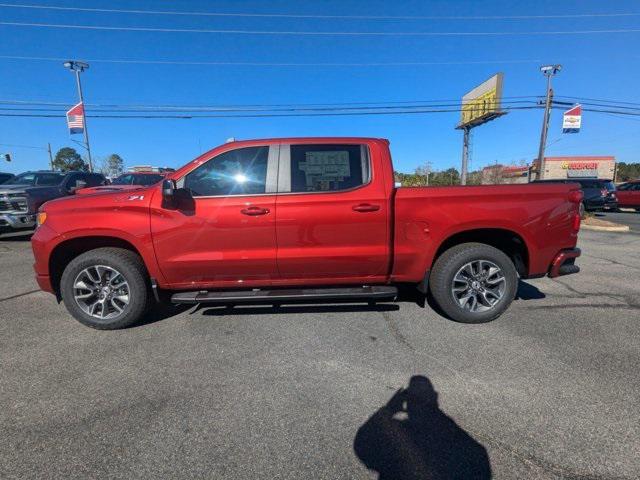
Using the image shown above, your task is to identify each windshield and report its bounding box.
[10,172,64,186]
[134,174,164,185]
[111,173,164,186]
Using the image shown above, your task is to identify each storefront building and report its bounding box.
[533,156,616,180]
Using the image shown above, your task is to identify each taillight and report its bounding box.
[601,189,608,197]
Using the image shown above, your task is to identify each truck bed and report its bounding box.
[392,183,580,281]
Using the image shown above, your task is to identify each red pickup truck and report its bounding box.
[31,137,582,329]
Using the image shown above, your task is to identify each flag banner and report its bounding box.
[66,102,85,134]
[562,104,582,134]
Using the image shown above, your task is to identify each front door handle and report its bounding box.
[241,206,270,216]
[352,203,380,213]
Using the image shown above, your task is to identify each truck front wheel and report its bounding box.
[60,247,151,329]
[429,242,518,323]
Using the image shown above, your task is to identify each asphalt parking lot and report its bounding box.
[1,219,639,479]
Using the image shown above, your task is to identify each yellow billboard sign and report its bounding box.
[458,73,505,129]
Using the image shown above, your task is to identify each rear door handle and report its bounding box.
[352,203,380,213]
[241,206,270,216]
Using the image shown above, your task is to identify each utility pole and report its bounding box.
[537,64,561,180]
[461,126,470,185]
[47,142,53,169]
[63,60,93,172]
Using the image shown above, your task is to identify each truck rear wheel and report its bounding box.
[429,243,518,323]
[60,247,151,329]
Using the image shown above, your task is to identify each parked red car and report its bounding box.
[616,180,640,210]
[32,137,582,329]
[75,172,166,195]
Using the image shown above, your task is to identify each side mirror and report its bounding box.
[162,178,176,200]
[161,179,194,212]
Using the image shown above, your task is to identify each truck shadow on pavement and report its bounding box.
[195,280,544,319]
[514,280,546,301]
[354,375,492,480]
[134,303,193,328]
[199,303,400,316]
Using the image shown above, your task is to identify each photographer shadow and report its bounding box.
[354,376,491,480]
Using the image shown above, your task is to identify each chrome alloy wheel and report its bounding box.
[73,265,130,320]
[451,260,506,313]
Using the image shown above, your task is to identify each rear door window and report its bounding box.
[286,144,370,193]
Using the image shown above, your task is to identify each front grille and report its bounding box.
[0,195,28,213]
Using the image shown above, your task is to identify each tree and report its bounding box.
[53,147,87,172]
[616,162,640,182]
[106,154,124,177]
[394,166,462,187]
[95,154,125,177]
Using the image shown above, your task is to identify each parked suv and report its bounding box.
[532,178,617,213]
[0,171,106,232]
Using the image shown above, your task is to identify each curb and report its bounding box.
[581,224,630,232]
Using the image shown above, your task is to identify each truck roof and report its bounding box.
[225,136,389,145]
[170,137,391,179]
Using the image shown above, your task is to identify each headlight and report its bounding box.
[36,211,47,227]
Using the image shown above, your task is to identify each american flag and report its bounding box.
[66,102,85,134]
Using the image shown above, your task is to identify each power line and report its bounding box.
[0,3,637,20]
[554,100,640,111]
[0,105,544,119]
[2,97,639,116]
[551,105,640,116]
[0,100,540,114]
[0,142,46,149]
[556,95,640,107]
[2,21,640,36]
[2,105,639,119]
[0,55,549,67]
[0,96,543,109]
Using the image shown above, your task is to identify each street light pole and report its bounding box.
[63,60,93,172]
[537,64,561,180]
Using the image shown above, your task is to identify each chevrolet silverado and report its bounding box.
[32,138,582,329]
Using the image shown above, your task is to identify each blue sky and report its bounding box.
[1,0,639,174]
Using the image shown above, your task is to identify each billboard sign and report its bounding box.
[562,104,582,133]
[458,73,505,129]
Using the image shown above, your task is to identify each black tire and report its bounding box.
[60,247,151,329]
[429,242,518,324]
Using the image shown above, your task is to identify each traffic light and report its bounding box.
[2,153,10,162]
